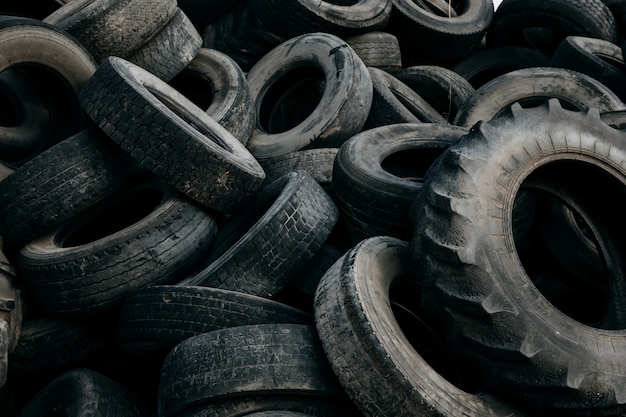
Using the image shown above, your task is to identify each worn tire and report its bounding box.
[80,56,265,213]
[453,67,626,127]
[0,128,145,256]
[180,170,338,298]
[14,180,219,318]
[345,31,402,74]
[412,99,626,415]
[314,236,528,417]
[43,0,177,63]
[246,32,372,159]
[157,323,345,417]
[259,148,338,187]
[124,8,202,82]
[332,123,467,242]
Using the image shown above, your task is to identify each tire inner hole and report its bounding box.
[259,66,326,134]
[169,70,215,111]
[381,147,446,182]
[513,160,626,329]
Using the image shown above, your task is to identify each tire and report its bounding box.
[250,0,392,38]
[157,324,345,417]
[551,36,626,102]
[603,0,626,38]
[314,236,528,417]
[179,170,338,298]
[332,123,467,242]
[453,67,626,127]
[246,32,373,160]
[116,285,312,358]
[364,67,448,129]
[0,128,146,256]
[8,318,113,378]
[452,46,551,88]
[124,8,202,82]
[411,99,626,415]
[259,148,339,187]
[345,31,402,74]
[43,0,177,63]
[388,0,494,63]
[176,396,361,417]
[16,368,144,417]
[14,179,219,318]
[395,65,475,122]
[80,56,265,213]
[170,48,256,145]
[0,16,97,166]
[486,0,618,54]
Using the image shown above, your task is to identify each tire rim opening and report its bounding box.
[258,66,326,134]
[513,160,626,329]
[169,70,215,111]
[55,186,164,248]
[381,147,446,182]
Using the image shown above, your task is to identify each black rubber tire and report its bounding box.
[250,0,392,38]
[0,128,146,256]
[259,148,339,187]
[411,99,626,415]
[177,395,360,417]
[246,32,373,160]
[157,323,345,417]
[388,0,494,63]
[551,36,626,102]
[124,7,202,82]
[314,236,528,417]
[332,123,467,242]
[177,0,245,29]
[0,16,97,166]
[43,0,177,63]
[395,65,475,122]
[8,318,113,378]
[201,1,285,72]
[603,0,626,39]
[345,31,402,74]
[116,284,312,358]
[16,368,143,417]
[14,180,219,318]
[170,48,256,145]
[486,0,618,54]
[179,170,338,298]
[453,67,626,127]
[80,56,265,213]
[452,46,551,88]
[364,67,448,129]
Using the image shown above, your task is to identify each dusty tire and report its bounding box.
[412,99,626,415]
[157,323,345,417]
[180,170,338,298]
[259,148,338,187]
[345,31,402,74]
[0,128,145,256]
[0,16,97,166]
[170,48,256,145]
[14,180,219,318]
[314,236,528,417]
[124,8,202,82]
[43,0,177,63]
[80,56,265,213]
[246,32,372,159]
[453,66,626,127]
[486,0,618,53]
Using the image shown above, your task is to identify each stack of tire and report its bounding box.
[1,0,626,416]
